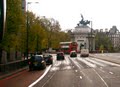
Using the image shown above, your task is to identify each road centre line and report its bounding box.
[92,69,109,87]
[70,58,92,82]
[54,61,62,67]
[80,76,82,79]
[41,71,56,87]
[70,58,83,69]
[28,65,52,87]
[65,56,71,65]
[109,72,113,74]
[80,71,93,83]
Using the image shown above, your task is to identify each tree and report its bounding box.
[40,17,62,49]
[2,0,70,54]
[26,12,46,53]
[95,32,113,52]
[2,0,25,52]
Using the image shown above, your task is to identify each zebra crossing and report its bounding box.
[49,54,120,72]
[70,56,120,69]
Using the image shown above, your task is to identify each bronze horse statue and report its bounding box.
[77,14,90,26]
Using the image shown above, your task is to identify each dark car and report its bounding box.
[43,54,53,65]
[70,51,77,57]
[56,52,65,60]
[28,55,46,71]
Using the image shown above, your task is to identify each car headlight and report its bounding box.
[41,60,44,63]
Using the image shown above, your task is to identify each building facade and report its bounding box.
[108,26,120,50]
[94,26,120,52]
[22,0,26,13]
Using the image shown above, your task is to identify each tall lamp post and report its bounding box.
[26,2,39,59]
[88,21,93,53]
[89,21,95,52]
[90,21,93,52]
[0,0,6,63]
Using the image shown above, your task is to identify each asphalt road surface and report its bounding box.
[1,54,120,87]
[33,54,120,87]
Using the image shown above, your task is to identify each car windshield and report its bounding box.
[72,52,76,54]
[35,56,42,61]
[43,54,49,57]
[57,53,63,56]
[31,55,43,61]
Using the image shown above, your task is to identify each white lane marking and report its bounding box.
[86,58,106,67]
[93,58,120,67]
[75,70,78,72]
[50,67,60,72]
[80,76,82,79]
[50,56,72,72]
[28,65,52,87]
[70,58,82,69]
[65,56,71,65]
[63,59,70,65]
[80,71,93,83]
[77,58,96,68]
[109,72,114,74]
[73,66,75,68]
[54,61,62,67]
[62,66,72,70]
[42,71,56,87]
[93,69,109,87]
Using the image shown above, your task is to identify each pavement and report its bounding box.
[0,66,28,80]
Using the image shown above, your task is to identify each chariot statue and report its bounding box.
[77,14,90,26]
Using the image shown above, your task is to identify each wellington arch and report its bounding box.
[70,15,95,52]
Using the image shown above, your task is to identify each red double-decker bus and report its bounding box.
[59,42,78,54]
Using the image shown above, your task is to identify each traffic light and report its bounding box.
[80,43,84,47]
[80,43,84,50]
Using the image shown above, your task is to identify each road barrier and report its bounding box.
[0,59,29,73]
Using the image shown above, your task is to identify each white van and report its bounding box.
[80,49,89,57]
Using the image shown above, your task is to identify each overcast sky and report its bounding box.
[26,0,120,31]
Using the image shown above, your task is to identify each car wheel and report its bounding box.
[51,61,53,64]
[29,66,33,71]
[42,63,46,69]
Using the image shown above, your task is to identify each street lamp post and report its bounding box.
[0,0,6,64]
[36,34,39,54]
[88,21,93,53]
[89,21,95,52]
[90,21,93,52]
[26,2,39,59]
[26,2,30,59]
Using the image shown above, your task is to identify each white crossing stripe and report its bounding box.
[85,58,106,67]
[80,76,82,79]
[70,58,83,69]
[77,58,96,68]
[92,58,120,67]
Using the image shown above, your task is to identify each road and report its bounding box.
[33,54,120,87]
[1,53,120,87]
